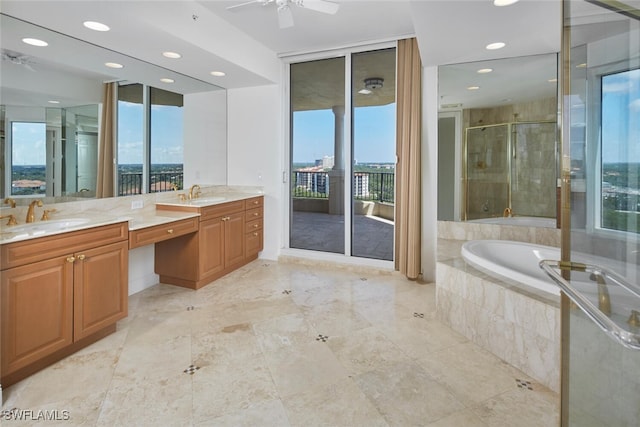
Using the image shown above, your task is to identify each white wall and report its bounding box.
[422,66,439,282]
[226,84,283,261]
[183,90,228,186]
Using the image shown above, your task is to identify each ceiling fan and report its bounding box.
[1,50,36,72]
[226,0,340,29]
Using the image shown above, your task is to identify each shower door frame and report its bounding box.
[463,120,557,221]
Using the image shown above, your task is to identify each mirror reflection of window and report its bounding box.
[11,121,46,196]
[150,87,183,192]
[117,84,144,196]
[601,68,640,233]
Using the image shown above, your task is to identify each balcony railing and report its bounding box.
[292,171,395,203]
[118,172,184,196]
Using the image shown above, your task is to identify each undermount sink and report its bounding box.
[189,196,226,205]
[6,218,92,235]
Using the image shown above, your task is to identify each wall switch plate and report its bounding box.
[131,200,143,209]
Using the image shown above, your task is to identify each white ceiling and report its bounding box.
[0,0,581,109]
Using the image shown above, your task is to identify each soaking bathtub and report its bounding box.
[461,240,561,296]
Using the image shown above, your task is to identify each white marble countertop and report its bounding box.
[0,191,263,245]
[156,190,263,208]
[0,210,202,244]
[128,210,201,231]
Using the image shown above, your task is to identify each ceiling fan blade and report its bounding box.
[299,0,339,14]
[278,5,294,28]
[226,0,268,11]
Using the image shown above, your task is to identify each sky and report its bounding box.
[10,102,184,167]
[11,122,46,166]
[292,103,396,164]
[601,68,640,164]
[118,101,184,165]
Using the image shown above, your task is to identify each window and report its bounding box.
[11,122,46,196]
[600,69,640,233]
[150,87,183,192]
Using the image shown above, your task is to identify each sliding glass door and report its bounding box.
[289,46,396,261]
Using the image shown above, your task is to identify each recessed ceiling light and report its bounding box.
[160,78,175,83]
[163,51,182,59]
[576,63,587,68]
[22,38,48,47]
[548,78,558,83]
[486,42,506,50]
[48,100,60,104]
[493,0,520,6]
[467,86,480,91]
[210,71,226,77]
[83,21,110,31]
[501,98,512,102]
[477,68,493,74]
[105,62,124,69]
[358,89,372,95]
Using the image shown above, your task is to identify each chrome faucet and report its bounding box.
[188,184,201,200]
[503,207,513,218]
[26,200,43,223]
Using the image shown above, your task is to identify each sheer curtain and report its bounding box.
[96,82,116,198]
[395,38,422,280]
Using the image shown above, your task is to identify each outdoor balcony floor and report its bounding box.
[290,211,394,261]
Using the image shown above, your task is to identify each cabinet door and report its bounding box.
[200,218,225,277]
[73,241,128,341]
[225,212,246,268]
[245,230,263,259]
[1,256,73,375]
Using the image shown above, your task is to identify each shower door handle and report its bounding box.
[540,259,640,350]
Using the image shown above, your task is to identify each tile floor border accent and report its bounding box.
[2,259,559,426]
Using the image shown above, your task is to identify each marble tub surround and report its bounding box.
[436,239,561,393]
[2,259,559,426]
[438,220,560,248]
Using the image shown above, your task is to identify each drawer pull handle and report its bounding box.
[77,254,86,261]
[253,232,259,236]
[253,212,259,216]
[167,229,174,234]
[253,224,259,228]
[253,200,259,205]
[66,256,76,263]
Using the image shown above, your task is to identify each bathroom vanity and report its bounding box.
[0,221,129,386]
[153,195,264,289]
[0,191,264,386]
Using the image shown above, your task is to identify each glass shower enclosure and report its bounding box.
[464,121,557,220]
[543,1,640,426]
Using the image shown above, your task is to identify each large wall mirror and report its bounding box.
[437,52,559,228]
[1,13,227,203]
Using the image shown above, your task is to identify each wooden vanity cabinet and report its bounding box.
[155,196,264,289]
[0,222,128,385]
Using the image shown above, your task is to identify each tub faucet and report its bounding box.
[25,200,43,223]
[503,207,513,217]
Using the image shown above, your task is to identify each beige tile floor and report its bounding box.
[2,260,559,426]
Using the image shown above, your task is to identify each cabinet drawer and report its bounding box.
[245,196,264,209]
[246,207,263,221]
[129,217,198,249]
[245,218,263,233]
[1,222,128,270]
[200,201,245,222]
